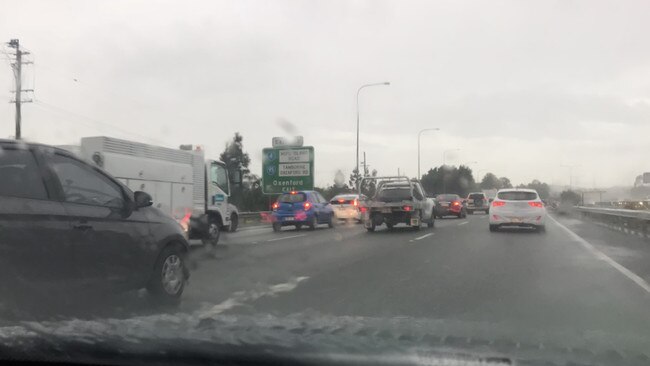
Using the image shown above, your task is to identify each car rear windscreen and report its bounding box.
[377,188,412,202]
[279,193,306,203]
[497,191,538,201]
[437,194,460,201]
[331,196,356,205]
[469,193,485,200]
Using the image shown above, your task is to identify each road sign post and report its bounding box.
[262,146,314,194]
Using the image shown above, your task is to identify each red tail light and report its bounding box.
[353,199,358,207]
[303,202,312,210]
[272,202,279,211]
[452,201,460,206]
[338,199,345,203]
[528,201,543,208]
[492,201,506,207]
[403,205,413,211]
[359,206,368,213]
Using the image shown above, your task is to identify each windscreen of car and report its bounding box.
[376,187,412,202]
[437,194,460,201]
[469,193,485,200]
[278,193,306,203]
[497,191,538,201]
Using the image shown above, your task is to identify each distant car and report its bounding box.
[271,191,334,232]
[330,194,364,222]
[489,189,546,232]
[0,140,190,304]
[466,192,489,214]
[434,194,467,218]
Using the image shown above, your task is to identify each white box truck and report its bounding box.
[62,136,239,246]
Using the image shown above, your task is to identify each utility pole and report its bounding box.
[7,39,32,140]
[362,152,367,177]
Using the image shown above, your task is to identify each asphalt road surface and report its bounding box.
[5,213,650,357]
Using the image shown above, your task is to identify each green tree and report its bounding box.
[480,173,501,190]
[421,165,476,196]
[560,190,581,205]
[517,179,550,199]
[499,177,513,189]
[219,132,251,208]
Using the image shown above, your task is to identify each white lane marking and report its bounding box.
[458,221,468,226]
[199,276,309,318]
[266,234,307,242]
[549,215,650,294]
[414,233,434,241]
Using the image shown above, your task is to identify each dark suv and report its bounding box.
[0,140,190,304]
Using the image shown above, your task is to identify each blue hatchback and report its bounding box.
[271,191,335,232]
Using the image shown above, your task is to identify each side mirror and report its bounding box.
[134,191,153,208]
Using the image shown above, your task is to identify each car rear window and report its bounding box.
[437,194,460,201]
[278,193,306,203]
[469,193,485,200]
[497,191,538,201]
[377,188,412,202]
[331,196,356,204]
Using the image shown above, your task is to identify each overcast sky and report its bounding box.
[2,0,650,188]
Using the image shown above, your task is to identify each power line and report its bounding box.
[33,99,167,145]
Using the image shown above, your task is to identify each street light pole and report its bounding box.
[417,128,440,179]
[356,82,390,188]
[561,164,580,190]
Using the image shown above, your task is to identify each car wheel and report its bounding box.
[489,224,498,232]
[308,216,317,230]
[426,214,435,228]
[147,244,187,305]
[328,215,334,228]
[229,213,238,232]
[272,222,281,232]
[386,222,394,230]
[537,225,546,233]
[366,222,376,232]
[296,224,302,231]
[202,218,220,251]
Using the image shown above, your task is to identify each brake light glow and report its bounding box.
[359,207,368,213]
[403,205,413,211]
[492,201,506,207]
[290,191,297,195]
[353,199,358,207]
[528,202,543,208]
[272,202,279,210]
[179,211,191,235]
[452,201,460,206]
[338,199,345,203]
[303,202,312,210]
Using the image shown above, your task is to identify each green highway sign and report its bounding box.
[262,146,314,194]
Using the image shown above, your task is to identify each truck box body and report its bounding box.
[76,136,204,222]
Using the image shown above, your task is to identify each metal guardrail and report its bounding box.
[575,206,650,238]
[238,211,272,227]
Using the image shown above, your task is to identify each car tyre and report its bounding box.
[229,213,238,232]
[147,244,187,305]
[202,218,220,252]
[386,222,394,230]
[537,225,546,233]
[308,216,317,231]
[296,224,302,231]
[366,222,376,232]
[272,222,281,232]
[328,215,334,228]
[489,224,498,232]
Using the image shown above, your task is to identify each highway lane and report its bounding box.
[218,213,650,355]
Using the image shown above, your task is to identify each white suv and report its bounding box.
[489,189,546,232]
